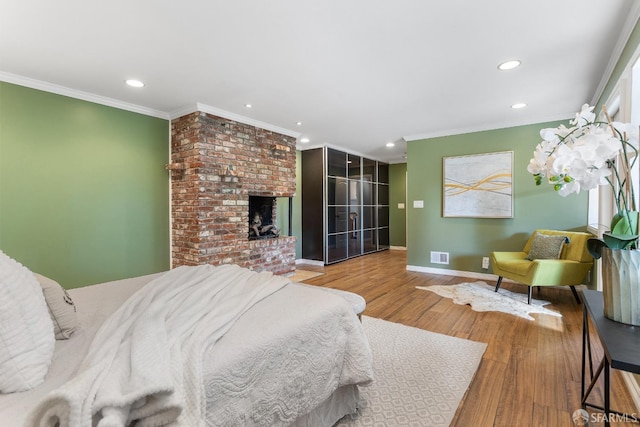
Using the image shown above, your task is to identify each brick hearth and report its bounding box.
[170,111,296,275]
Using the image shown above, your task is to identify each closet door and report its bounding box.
[362,157,377,254]
[326,148,348,263]
[308,148,390,264]
[301,148,324,261]
[347,153,362,258]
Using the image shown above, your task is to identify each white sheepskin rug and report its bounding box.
[416,281,562,321]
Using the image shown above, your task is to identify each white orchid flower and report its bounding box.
[527,157,546,175]
[527,141,556,175]
[570,104,596,127]
[557,158,587,182]
[540,127,560,143]
[594,138,623,164]
[612,122,638,142]
[586,167,611,187]
[557,179,580,196]
[529,104,637,218]
[612,122,639,159]
[552,144,581,174]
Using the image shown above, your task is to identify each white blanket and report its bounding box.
[26,264,290,427]
[202,284,374,426]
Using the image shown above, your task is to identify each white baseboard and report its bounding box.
[295,259,324,267]
[296,248,406,266]
[405,265,514,283]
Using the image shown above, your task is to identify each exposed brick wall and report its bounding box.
[170,111,296,275]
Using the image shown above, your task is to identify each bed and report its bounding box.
[0,254,373,427]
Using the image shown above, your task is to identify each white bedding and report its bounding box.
[0,266,373,427]
[202,283,373,426]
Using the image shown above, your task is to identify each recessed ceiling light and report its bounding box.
[296,121,303,126]
[498,60,521,71]
[245,103,252,108]
[125,79,145,88]
[386,142,395,147]
[511,103,527,109]
[300,137,310,143]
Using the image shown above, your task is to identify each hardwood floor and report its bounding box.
[298,249,638,427]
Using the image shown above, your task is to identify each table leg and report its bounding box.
[582,306,587,401]
[604,357,610,427]
[581,303,594,405]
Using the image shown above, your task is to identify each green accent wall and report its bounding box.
[0,82,170,288]
[406,121,588,273]
[389,163,407,247]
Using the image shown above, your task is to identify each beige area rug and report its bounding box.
[338,316,487,427]
[288,269,324,282]
[416,281,562,321]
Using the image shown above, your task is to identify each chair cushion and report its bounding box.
[526,233,569,260]
[496,259,535,277]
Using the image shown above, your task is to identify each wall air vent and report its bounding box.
[430,251,450,265]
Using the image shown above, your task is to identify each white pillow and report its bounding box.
[0,251,55,393]
[34,273,77,340]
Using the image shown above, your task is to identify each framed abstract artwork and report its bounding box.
[442,151,513,218]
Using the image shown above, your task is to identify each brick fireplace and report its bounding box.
[169,110,297,275]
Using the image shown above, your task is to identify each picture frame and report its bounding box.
[442,151,513,218]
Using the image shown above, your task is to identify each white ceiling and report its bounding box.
[1,0,639,163]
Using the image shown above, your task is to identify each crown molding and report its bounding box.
[295,142,388,163]
[295,142,325,151]
[1,72,302,140]
[169,103,301,139]
[0,71,169,119]
[591,4,640,105]
[402,111,573,142]
[167,104,200,120]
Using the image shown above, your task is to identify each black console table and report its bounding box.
[581,290,640,426]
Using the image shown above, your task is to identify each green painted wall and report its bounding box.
[389,163,407,247]
[406,121,588,273]
[0,82,170,288]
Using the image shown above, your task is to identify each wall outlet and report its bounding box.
[482,256,490,269]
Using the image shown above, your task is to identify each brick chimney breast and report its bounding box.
[170,111,296,275]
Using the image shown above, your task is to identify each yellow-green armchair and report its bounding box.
[491,229,594,304]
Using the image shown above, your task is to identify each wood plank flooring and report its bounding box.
[297,249,639,427]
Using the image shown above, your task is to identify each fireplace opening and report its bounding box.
[249,196,280,240]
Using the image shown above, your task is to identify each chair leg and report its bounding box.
[570,285,581,304]
[528,287,533,305]
[495,276,503,292]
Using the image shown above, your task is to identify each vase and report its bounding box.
[601,247,640,326]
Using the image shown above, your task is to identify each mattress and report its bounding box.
[0,271,372,426]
